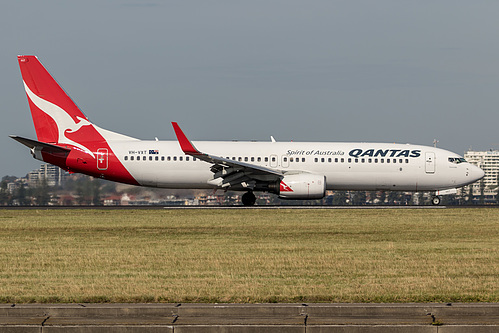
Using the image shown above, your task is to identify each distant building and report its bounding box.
[464,150,499,202]
[27,164,67,187]
[7,183,17,194]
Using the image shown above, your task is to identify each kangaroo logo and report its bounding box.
[24,82,95,158]
[280,181,294,192]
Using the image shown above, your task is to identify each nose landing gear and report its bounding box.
[242,191,256,206]
[431,196,441,205]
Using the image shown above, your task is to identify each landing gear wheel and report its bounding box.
[242,192,256,206]
[431,196,441,205]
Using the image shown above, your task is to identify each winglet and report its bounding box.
[171,122,202,155]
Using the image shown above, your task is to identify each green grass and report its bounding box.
[0,208,498,303]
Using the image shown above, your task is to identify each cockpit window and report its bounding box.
[448,157,467,164]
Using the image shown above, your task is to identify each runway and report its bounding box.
[1,303,498,332]
[1,204,496,210]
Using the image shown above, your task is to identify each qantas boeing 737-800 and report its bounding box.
[11,55,484,205]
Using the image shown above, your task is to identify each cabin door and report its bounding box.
[425,152,435,174]
[97,148,109,171]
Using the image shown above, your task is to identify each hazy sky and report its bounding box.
[2,1,499,177]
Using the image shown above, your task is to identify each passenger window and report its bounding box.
[361,158,365,163]
[265,157,269,162]
[387,159,390,163]
[321,158,324,162]
[257,157,261,162]
[399,159,403,163]
[143,156,146,161]
[348,158,352,163]
[405,159,409,163]
[251,157,255,162]
[186,157,189,161]
[290,157,294,162]
[167,156,171,161]
[238,157,242,161]
[272,157,276,162]
[374,158,378,163]
[315,158,318,162]
[124,156,128,161]
[173,156,177,161]
[302,158,305,162]
[179,156,183,161]
[368,158,372,163]
[284,157,288,162]
[130,156,134,161]
[161,156,165,161]
[149,156,153,161]
[155,156,159,161]
[245,157,248,162]
[341,158,344,163]
[355,159,359,163]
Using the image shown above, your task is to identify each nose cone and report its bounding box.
[472,165,485,182]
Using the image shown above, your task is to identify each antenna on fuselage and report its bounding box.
[433,139,439,148]
[270,136,276,143]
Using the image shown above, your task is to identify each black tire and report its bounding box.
[431,196,441,205]
[242,192,256,206]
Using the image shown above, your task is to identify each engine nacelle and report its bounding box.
[277,174,326,199]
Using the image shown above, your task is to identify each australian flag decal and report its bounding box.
[149,150,159,155]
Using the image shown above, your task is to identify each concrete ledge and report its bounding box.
[0,303,498,332]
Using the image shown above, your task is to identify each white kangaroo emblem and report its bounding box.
[24,82,95,158]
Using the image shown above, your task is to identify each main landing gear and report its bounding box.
[431,196,441,205]
[242,191,256,206]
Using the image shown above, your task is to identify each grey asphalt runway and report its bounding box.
[1,204,492,210]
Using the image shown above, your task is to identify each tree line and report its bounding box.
[0,175,494,206]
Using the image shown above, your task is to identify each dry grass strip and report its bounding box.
[0,208,497,303]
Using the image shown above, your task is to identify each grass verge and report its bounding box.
[0,208,497,303]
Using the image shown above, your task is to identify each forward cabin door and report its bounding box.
[425,152,435,174]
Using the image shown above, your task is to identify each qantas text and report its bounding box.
[349,149,421,158]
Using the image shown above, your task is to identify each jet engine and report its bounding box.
[275,174,326,199]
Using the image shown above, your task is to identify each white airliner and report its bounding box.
[12,55,484,205]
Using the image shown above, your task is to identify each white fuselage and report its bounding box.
[110,140,482,192]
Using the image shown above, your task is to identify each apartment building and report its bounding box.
[463,150,499,202]
[27,164,67,187]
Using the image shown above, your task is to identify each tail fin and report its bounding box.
[18,55,92,144]
[15,56,140,186]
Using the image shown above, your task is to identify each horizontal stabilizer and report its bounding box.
[10,135,71,154]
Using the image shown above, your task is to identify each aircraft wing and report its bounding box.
[172,122,283,189]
